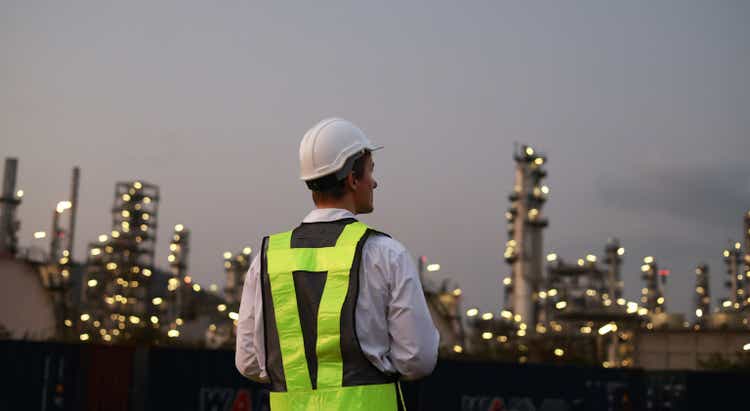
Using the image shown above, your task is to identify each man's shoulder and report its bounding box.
[365,229,408,256]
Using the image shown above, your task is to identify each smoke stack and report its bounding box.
[0,158,20,256]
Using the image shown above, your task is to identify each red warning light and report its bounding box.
[658,269,670,276]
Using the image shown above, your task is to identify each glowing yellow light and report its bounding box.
[103,335,112,342]
[555,301,567,310]
[546,253,557,262]
[723,250,730,257]
[554,348,564,357]
[517,329,526,337]
[150,316,159,324]
[452,288,462,297]
[33,231,46,239]
[541,185,550,195]
[617,298,626,306]
[598,323,617,335]
[122,194,131,202]
[503,277,512,286]
[56,201,72,213]
[525,146,535,156]
[638,308,648,316]
[426,263,441,272]
[143,196,151,204]
[169,244,178,252]
[176,318,183,325]
[695,308,703,318]
[586,254,597,263]
[644,256,654,264]
[129,316,140,324]
[16,189,24,198]
[152,297,163,305]
[87,279,98,287]
[217,304,227,312]
[168,329,180,338]
[481,332,492,340]
[121,210,130,218]
[481,312,494,320]
[627,302,638,313]
[133,181,142,189]
[111,230,120,238]
[580,326,592,334]
[64,319,72,327]
[617,247,625,256]
[548,289,558,297]
[657,297,665,305]
[243,247,252,255]
[514,314,522,322]
[80,334,89,341]
[167,254,176,263]
[192,284,201,292]
[229,312,239,320]
[453,345,463,353]
[142,268,152,277]
[80,313,90,321]
[539,291,547,299]
[743,343,750,351]
[641,264,650,272]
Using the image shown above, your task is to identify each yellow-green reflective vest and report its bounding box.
[261,220,399,411]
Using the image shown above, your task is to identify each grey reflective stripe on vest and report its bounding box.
[260,219,396,392]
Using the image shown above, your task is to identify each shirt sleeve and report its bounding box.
[385,244,440,380]
[234,252,269,383]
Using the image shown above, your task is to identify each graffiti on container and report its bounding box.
[461,395,572,411]
[199,387,262,411]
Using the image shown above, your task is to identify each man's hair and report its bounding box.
[308,151,370,200]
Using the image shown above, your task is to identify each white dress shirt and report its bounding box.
[235,208,439,383]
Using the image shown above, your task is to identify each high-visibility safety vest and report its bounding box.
[260,219,401,411]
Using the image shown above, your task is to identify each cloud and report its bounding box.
[596,163,750,229]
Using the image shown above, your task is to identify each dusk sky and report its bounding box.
[2,1,748,317]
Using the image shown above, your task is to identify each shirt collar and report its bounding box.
[302,208,356,223]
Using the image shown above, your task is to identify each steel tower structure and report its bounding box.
[504,144,548,328]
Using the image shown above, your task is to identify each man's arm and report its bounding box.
[385,243,439,380]
[234,253,269,383]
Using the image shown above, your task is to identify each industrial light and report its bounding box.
[644,256,654,264]
[554,348,564,357]
[217,304,227,312]
[453,345,463,353]
[168,330,180,338]
[546,253,557,262]
[481,332,492,340]
[223,251,232,259]
[481,312,494,320]
[555,301,567,310]
[426,263,440,272]
[586,254,597,263]
[87,279,98,287]
[152,297,163,305]
[229,312,239,320]
[15,189,24,198]
[33,231,46,239]
[617,247,625,256]
[56,201,72,213]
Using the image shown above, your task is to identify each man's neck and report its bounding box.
[313,198,356,215]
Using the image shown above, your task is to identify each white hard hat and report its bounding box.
[299,118,383,181]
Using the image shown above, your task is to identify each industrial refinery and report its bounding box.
[1,151,749,370]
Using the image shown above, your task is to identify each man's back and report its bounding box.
[235,208,438,385]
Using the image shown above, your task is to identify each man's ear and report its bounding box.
[345,172,358,192]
